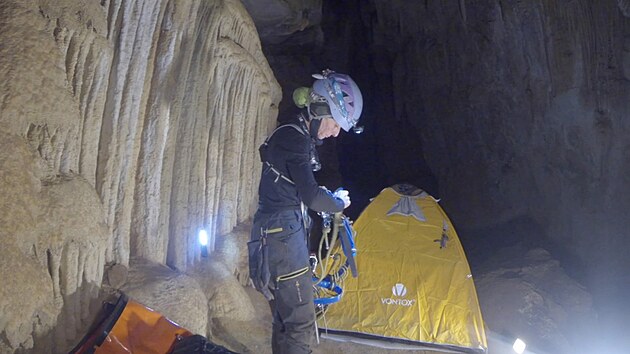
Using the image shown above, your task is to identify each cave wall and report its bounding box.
[0,0,279,351]
[359,0,630,289]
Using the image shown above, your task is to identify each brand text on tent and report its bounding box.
[380,298,416,307]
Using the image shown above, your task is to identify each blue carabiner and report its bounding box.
[313,277,344,305]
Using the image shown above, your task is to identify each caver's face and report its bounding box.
[317,117,341,139]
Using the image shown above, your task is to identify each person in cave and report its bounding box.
[248,69,363,354]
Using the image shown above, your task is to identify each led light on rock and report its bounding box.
[513,338,526,354]
[199,229,208,246]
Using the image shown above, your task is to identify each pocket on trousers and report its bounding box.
[267,225,310,281]
[247,238,273,300]
[275,270,314,307]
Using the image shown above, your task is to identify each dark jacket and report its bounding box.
[258,114,344,214]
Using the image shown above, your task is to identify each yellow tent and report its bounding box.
[318,184,487,353]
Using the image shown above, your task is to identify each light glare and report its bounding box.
[199,229,208,246]
[513,338,526,354]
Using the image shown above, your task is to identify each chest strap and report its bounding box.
[260,124,307,185]
[264,161,296,185]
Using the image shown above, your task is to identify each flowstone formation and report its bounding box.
[0,132,108,352]
[0,0,279,352]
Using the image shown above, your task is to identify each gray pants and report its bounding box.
[269,270,315,354]
[250,209,315,354]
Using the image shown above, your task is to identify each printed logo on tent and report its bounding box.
[392,283,407,297]
[381,283,416,307]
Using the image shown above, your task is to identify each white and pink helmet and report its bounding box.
[311,70,363,132]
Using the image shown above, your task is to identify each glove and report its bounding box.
[333,188,351,209]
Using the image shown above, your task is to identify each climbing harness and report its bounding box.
[259,124,304,185]
[258,117,322,184]
[311,211,358,318]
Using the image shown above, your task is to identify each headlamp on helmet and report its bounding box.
[310,69,363,133]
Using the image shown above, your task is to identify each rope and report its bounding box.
[313,212,358,315]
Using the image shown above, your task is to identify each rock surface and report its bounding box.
[241,0,323,46]
[0,0,279,351]
[476,248,596,354]
[0,132,108,352]
[121,258,209,336]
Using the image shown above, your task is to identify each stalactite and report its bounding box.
[47,241,100,352]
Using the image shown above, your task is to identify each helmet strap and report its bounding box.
[307,90,338,143]
[308,118,323,144]
[297,112,323,145]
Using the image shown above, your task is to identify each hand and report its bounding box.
[333,189,351,209]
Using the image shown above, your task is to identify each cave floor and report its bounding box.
[212,287,445,354]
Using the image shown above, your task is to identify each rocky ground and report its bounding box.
[213,287,437,354]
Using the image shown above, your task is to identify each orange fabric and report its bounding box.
[95,300,191,354]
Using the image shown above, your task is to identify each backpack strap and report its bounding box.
[264,124,306,143]
[259,124,307,185]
